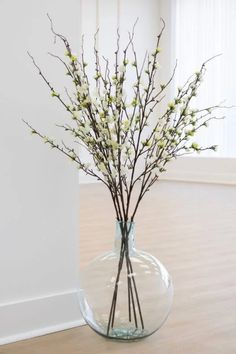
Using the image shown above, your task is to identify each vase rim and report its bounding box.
[116,220,135,225]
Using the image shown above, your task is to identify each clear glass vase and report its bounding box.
[78,221,173,340]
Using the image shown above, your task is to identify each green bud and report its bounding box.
[191,142,200,150]
[157,140,165,148]
[94,73,101,80]
[195,71,201,78]
[131,99,138,107]
[70,55,77,62]
[168,102,175,110]
[51,91,59,98]
[187,130,195,136]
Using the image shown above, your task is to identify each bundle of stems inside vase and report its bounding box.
[24,16,225,335]
[107,222,144,335]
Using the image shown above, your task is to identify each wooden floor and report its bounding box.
[1,181,236,354]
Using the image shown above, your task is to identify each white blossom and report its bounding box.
[119,65,126,73]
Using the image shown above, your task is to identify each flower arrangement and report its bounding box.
[24,16,224,336]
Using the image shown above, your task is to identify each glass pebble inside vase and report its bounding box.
[78,221,173,340]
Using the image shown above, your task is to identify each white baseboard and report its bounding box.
[0,290,85,345]
[161,157,236,185]
[161,170,236,185]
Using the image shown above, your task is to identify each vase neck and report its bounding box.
[114,220,135,254]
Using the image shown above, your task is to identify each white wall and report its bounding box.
[0,0,83,344]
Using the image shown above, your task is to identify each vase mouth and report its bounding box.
[116,220,135,226]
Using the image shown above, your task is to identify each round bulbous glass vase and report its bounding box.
[78,221,173,341]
